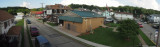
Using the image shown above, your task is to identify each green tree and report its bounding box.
[117,19,139,39]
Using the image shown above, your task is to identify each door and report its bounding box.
[67,24,70,30]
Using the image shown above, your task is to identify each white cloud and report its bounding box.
[60,0,124,7]
[20,2,30,8]
[126,0,160,10]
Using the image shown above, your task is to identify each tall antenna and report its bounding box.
[106,4,110,11]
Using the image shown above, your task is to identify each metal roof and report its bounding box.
[71,11,104,17]
[59,16,83,23]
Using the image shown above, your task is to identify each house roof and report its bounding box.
[0,10,14,21]
[46,4,72,10]
[71,11,104,17]
[150,14,160,17]
[59,11,104,23]
[7,26,22,35]
[59,16,83,23]
[115,12,133,15]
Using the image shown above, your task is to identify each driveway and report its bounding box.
[27,17,86,47]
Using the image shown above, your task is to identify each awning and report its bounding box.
[36,11,43,14]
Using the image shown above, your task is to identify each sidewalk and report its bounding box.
[24,19,30,47]
[44,23,110,47]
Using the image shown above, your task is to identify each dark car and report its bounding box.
[35,35,55,47]
[152,25,159,29]
[26,19,31,24]
[30,27,39,37]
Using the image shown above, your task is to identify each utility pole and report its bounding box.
[41,3,45,24]
[156,24,160,47]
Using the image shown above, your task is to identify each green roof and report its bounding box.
[72,11,104,17]
[59,16,83,23]
[59,11,104,23]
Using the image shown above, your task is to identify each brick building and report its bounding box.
[59,11,105,33]
[45,4,72,22]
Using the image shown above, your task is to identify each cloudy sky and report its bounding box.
[0,0,160,10]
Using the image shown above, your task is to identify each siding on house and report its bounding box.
[0,10,15,35]
[114,13,133,20]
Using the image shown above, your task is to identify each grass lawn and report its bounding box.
[105,23,119,27]
[138,29,155,46]
[15,19,24,47]
[47,22,57,26]
[79,27,140,47]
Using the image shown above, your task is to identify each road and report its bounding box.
[137,20,160,45]
[27,17,86,47]
[140,22,156,42]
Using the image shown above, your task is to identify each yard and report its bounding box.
[47,22,57,26]
[15,19,24,47]
[78,27,140,47]
[105,23,119,27]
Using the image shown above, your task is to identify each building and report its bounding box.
[148,14,160,23]
[77,8,90,11]
[0,10,22,47]
[114,12,134,20]
[7,26,22,47]
[45,4,72,22]
[102,10,114,22]
[92,9,102,14]
[15,12,24,21]
[0,10,15,34]
[59,11,105,33]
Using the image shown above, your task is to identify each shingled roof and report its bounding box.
[7,26,22,35]
[0,10,14,21]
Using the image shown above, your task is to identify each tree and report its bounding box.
[117,19,139,39]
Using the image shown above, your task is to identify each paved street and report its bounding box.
[137,20,159,45]
[27,17,86,47]
[140,22,156,42]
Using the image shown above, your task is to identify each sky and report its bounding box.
[0,0,160,11]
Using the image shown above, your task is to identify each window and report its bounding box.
[4,22,7,29]
[8,21,10,26]
[11,19,14,23]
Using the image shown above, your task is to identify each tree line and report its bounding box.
[69,4,160,16]
[0,7,30,15]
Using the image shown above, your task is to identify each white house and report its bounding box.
[102,10,114,22]
[0,10,15,34]
[114,12,134,20]
[148,14,160,23]
[15,12,24,21]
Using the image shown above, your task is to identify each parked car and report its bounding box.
[138,22,143,28]
[35,35,55,47]
[152,25,159,29]
[30,27,39,37]
[26,19,31,24]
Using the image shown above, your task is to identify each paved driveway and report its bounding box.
[27,17,86,47]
